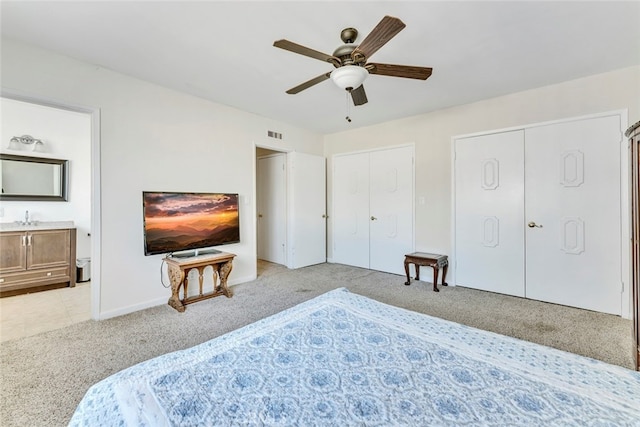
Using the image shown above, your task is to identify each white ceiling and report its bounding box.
[2,1,639,134]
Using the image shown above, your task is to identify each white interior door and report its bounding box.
[332,153,370,269]
[369,146,414,275]
[288,152,326,268]
[257,154,286,265]
[525,116,622,315]
[455,131,526,296]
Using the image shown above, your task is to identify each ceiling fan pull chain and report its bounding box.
[345,92,352,123]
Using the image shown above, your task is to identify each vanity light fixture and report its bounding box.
[8,135,44,151]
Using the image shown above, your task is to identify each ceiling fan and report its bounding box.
[273,15,432,107]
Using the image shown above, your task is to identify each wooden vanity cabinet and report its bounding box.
[0,228,76,297]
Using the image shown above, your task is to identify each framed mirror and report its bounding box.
[0,154,69,201]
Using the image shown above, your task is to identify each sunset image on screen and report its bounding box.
[143,192,240,255]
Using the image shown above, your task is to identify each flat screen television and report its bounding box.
[142,191,240,256]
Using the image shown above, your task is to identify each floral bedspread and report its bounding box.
[69,288,640,426]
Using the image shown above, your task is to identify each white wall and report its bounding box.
[324,65,640,262]
[0,98,92,258]
[1,39,323,318]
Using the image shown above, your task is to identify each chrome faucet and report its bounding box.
[18,210,36,226]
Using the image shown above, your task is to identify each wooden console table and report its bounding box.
[404,252,448,292]
[165,251,235,312]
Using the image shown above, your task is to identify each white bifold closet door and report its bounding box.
[455,114,623,315]
[333,146,414,275]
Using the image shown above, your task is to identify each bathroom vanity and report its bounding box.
[0,221,76,297]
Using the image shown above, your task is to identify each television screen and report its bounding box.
[142,191,240,256]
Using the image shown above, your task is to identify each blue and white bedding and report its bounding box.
[70,288,640,426]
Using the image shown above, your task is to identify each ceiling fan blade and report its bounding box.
[367,63,433,80]
[350,85,368,106]
[274,39,340,66]
[351,16,406,61]
[285,72,331,94]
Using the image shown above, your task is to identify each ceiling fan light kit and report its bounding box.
[330,65,368,91]
[274,15,432,110]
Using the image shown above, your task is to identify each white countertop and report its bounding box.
[0,221,75,232]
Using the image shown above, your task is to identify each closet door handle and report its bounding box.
[528,221,543,228]
[371,216,377,221]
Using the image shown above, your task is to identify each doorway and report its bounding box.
[255,147,328,274]
[0,92,100,334]
[256,150,287,266]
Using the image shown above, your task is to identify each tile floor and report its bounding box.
[0,281,91,342]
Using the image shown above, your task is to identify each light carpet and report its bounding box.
[0,262,634,427]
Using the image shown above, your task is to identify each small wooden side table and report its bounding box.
[404,252,448,292]
[164,251,235,312]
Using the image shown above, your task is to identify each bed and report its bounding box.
[69,288,640,426]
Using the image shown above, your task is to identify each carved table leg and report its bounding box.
[415,264,421,281]
[197,266,205,297]
[167,264,186,312]
[404,259,411,285]
[431,265,440,292]
[442,261,449,287]
[217,260,234,297]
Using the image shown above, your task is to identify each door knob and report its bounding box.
[322,214,328,218]
[528,221,543,228]
[371,216,377,221]
[258,214,263,218]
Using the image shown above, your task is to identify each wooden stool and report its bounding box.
[404,252,448,292]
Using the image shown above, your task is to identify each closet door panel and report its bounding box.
[369,146,414,275]
[454,131,526,296]
[525,115,622,315]
[333,153,370,269]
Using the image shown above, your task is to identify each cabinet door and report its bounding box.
[27,229,71,269]
[0,232,28,273]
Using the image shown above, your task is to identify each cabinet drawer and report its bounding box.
[0,267,70,288]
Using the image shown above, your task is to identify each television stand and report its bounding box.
[164,251,236,312]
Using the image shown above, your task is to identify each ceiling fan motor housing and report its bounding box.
[333,44,359,65]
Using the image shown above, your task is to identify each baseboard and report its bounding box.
[228,274,256,286]
[97,273,258,320]
[98,296,168,320]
